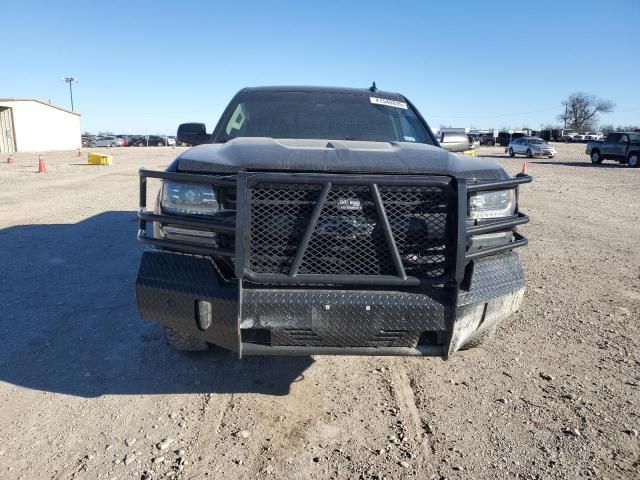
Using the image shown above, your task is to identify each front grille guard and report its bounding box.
[137,168,531,357]
[137,169,533,287]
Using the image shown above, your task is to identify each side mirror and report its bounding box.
[177,123,209,146]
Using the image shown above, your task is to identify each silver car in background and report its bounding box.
[89,136,125,148]
[507,137,556,158]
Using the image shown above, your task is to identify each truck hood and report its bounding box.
[174,138,509,180]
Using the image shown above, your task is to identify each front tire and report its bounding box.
[164,327,208,351]
[526,149,533,158]
[591,151,603,164]
[157,141,163,147]
[508,148,515,157]
[628,154,640,168]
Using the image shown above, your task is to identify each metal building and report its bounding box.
[0,98,81,153]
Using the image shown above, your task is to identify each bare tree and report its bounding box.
[558,93,614,131]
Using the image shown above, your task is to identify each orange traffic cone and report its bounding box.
[516,160,529,178]
[6,154,12,164]
[38,155,47,173]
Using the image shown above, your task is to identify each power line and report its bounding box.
[429,105,639,120]
[428,106,558,120]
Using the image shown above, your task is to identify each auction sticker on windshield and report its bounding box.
[370,97,408,109]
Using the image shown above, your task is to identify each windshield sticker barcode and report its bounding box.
[370,97,408,109]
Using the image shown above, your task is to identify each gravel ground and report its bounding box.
[0,143,638,480]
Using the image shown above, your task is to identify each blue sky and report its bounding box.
[2,0,639,134]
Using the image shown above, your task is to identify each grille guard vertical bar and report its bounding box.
[442,177,466,359]
[235,172,252,280]
[288,182,332,277]
[370,183,407,280]
[454,178,468,285]
[139,173,147,235]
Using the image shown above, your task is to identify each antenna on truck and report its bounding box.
[369,81,378,92]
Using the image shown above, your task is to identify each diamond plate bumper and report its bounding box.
[135,250,524,357]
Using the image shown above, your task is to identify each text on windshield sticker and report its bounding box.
[370,97,408,109]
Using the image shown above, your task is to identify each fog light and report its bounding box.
[197,300,212,330]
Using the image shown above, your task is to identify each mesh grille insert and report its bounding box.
[249,184,321,273]
[248,181,451,279]
[379,186,449,278]
[299,185,395,276]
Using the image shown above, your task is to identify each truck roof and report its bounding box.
[240,85,407,101]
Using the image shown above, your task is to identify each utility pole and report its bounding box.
[563,103,567,130]
[62,77,79,111]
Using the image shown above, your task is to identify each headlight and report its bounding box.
[469,189,516,219]
[161,181,218,215]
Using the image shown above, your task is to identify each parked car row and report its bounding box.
[129,135,177,147]
[434,130,611,147]
[81,134,177,148]
[81,135,123,148]
[559,132,604,143]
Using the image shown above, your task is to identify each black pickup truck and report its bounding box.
[586,132,640,167]
[135,86,531,358]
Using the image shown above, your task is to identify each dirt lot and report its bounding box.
[0,143,638,480]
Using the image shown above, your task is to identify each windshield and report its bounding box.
[215,91,434,145]
[528,138,545,144]
[629,133,640,142]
